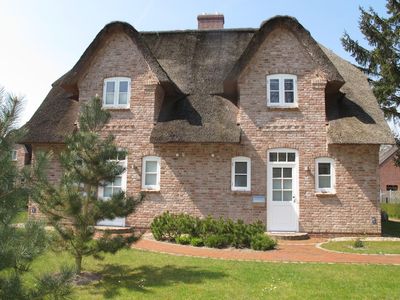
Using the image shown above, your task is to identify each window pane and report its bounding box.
[118,92,128,104]
[273,168,281,178]
[235,161,247,174]
[273,191,282,201]
[287,152,295,162]
[318,163,331,175]
[283,191,292,201]
[319,176,331,188]
[103,187,113,198]
[269,152,277,162]
[270,79,279,90]
[283,179,292,189]
[113,187,122,194]
[285,92,294,103]
[106,81,115,92]
[284,79,293,91]
[145,174,157,186]
[235,175,247,187]
[113,176,122,187]
[119,81,128,93]
[106,93,114,104]
[145,161,158,173]
[283,168,292,178]
[273,179,281,189]
[278,153,286,162]
[270,91,279,103]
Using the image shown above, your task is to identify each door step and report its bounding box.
[267,232,309,240]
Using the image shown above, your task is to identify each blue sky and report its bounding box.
[0,0,387,124]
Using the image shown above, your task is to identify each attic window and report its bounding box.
[103,77,131,108]
[266,74,297,107]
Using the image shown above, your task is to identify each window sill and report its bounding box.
[231,190,252,194]
[141,189,160,193]
[315,192,336,197]
[102,106,130,110]
[267,106,299,111]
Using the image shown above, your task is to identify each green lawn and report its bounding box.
[321,241,400,254]
[11,210,28,224]
[22,249,400,299]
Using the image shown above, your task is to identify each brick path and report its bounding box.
[133,237,400,265]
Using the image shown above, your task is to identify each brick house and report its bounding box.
[21,15,394,234]
[379,145,400,193]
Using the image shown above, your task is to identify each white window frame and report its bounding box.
[98,156,127,199]
[103,77,131,109]
[315,157,335,194]
[266,74,297,107]
[231,156,251,192]
[142,156,161,191]
[11,149,17,161]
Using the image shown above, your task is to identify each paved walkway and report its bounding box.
[133,236,400,265]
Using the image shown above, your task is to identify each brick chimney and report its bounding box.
[197,13,224,30]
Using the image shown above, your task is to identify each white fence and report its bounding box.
[380,190,400,203]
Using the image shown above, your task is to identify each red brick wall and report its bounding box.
[379,154,400,191]
[29,27,382,234]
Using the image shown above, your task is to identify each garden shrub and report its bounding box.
[204,234,230,249]
[150,213,277,251]
[250,233,277,251]
[381,203,400,219]
[150,211,179,241]
[175,234,191,245]
[353,238,364,248]
[190,237,204,247]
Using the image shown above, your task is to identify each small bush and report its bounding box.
[353,238,364,248]
[250,233,277,251]
[204,234,230,249]
[175,235,191,245]
[151,211,179,241]
[190,237,204,247]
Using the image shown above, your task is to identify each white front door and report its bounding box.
[97,159,126,227]
[267,149,299,232]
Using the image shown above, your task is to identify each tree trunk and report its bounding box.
[75,254,82,275]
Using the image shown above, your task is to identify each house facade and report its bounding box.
[379,145,400,203]
[21,15,394,234]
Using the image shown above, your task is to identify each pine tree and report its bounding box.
[0,87,73,299]
[30,96,142,274]
[341,0,400,120]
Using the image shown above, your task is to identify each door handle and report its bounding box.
[292,196,296,203]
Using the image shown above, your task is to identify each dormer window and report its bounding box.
[266,74,297,107]
[103,77,131,108]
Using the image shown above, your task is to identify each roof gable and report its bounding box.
[54,22,182,97]
[225,16,344,85]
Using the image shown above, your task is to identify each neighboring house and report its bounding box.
[379,145,400,193]
[11,144,29,169]
[21,14,394,234]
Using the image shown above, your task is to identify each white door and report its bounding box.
[267,150,299,232]
[97,159,126,227]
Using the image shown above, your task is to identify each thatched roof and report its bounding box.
[379,145,397,165]
[20,16,393,145]
[321,46,394,145]
[20,86,79,143]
